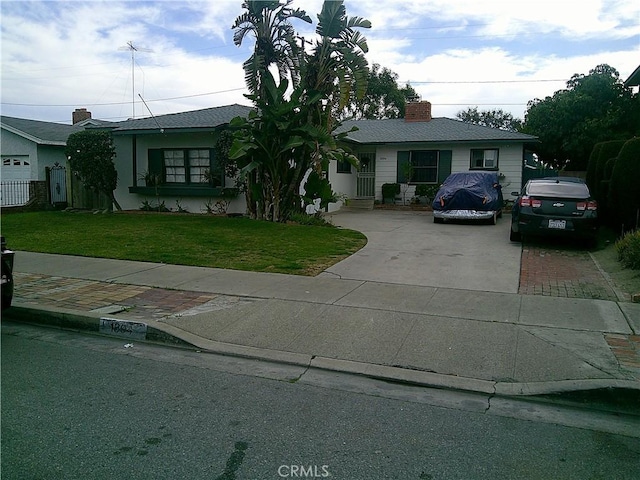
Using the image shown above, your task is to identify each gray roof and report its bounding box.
[624,65,640,87]
[339,117,538,144]
[0,116,88,145]
[106,104,254,134]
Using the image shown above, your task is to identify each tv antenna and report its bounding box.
[118,41,153,119]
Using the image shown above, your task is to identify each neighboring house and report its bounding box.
[0,109,107,206]
[624,64,640,89]
[102,104,253,214]
[330,101,538,208]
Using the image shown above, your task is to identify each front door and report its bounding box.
[356,152,375,198]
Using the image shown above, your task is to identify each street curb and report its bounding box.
[4,303,640,400]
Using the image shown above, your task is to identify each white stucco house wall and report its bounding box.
[103,101,537,215]
[3,102,537,213]
[100,104,253,214]
[329,101,538,209]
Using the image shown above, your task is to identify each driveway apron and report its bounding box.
[321,209,522,294]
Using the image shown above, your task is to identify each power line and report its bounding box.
[0,87,248,108]
[408,79,567,84]
[1,76,566,109]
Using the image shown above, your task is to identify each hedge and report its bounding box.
[609,137,640,232]
[590,140,625,202]
[615,230,640,270]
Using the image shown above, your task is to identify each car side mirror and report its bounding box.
[511,191,519,196]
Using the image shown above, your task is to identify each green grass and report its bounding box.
[591,228,640,298]
[0,211,367,276]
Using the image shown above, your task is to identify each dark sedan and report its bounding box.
[510,177,598,245]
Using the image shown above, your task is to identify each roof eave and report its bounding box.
[624,65,640,87]
[111,126,224,136]
[343,136,538,145]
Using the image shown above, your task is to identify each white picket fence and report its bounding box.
[1,180,30,206]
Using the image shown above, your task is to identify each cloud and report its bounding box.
[1,0,637,124]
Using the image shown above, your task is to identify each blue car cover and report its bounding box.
[432,172,503,211]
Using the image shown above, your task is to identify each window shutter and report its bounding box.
[148,149,163,176]
[210,148,224,187]
[397,151,410,183]
[438,150,452,184]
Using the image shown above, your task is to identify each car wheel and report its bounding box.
[490,212,497,225]
[1,294,12,310]
[509,227,521,242]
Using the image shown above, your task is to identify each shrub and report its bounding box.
[288,212,333,227]
[598,157,618,226]
[609,138,640,231]
[615,230,640,270]
[381,183,400,203]
[585,143,602,192]
[593,140,625,203]
[414,184,439,199]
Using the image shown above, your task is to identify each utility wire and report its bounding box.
[1,87,248,108]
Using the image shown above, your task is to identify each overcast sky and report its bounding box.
[1,0,638,125]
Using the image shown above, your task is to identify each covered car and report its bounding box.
[432,171,503,224]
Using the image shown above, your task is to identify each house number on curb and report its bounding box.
[99,318,147,340]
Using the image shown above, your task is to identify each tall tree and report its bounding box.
[522,64,640,170]
[301,0,371,131]
[231,0,311,218]
[230,0,369,222]
[232,0,311,96]
[456,107,522,132]
[65,130,121,211]
[342,63,419,120]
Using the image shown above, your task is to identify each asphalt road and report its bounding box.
[2,323,639,480]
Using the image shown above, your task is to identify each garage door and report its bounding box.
[1,156,31,206]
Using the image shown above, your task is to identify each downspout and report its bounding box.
[132,135,137,186]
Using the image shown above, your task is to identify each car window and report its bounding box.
[527,181,590,198]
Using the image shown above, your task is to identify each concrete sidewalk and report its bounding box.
[5,251,640,397]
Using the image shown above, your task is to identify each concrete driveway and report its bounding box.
[320,209,522,294]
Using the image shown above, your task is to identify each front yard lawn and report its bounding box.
[0,211,367,276]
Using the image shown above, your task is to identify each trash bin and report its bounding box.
[1,236,15,309]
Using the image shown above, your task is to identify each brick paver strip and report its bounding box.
[519,245,618,301]
[605,334,640,378]
[12,273,217,318]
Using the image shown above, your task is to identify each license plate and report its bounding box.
[548,219,566,229]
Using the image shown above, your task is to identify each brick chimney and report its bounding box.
[72,108,92,124]
[405,101,432,122]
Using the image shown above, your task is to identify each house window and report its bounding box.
[397,150,438,183]
[162,149,222,186]
[337,159,351,173]
[410,151,438,183]
[164,150,186,183]
[470,149,499,169]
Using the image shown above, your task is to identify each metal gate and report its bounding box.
[47,164,67,206]
[356,152,375,197]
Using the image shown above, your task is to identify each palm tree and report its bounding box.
[302,0,371,129]
[230,1,369,222]
[232,0,311,96]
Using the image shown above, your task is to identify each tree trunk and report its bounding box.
[109,191,122,211]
